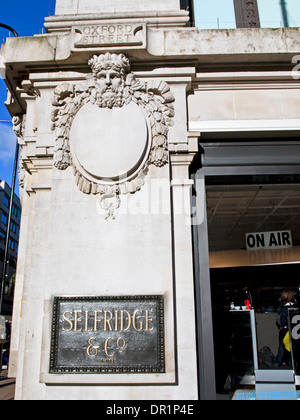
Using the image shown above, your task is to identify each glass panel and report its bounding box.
[192,0,300,29]
[289,308,300,374]
[213,304,254,393]
[207,175,300,393]
[193,0,236,29]
[258,0,300,28]
[1,212,8,226]
[0,229,5,244]
[207,175,300,257]
[3,195,9,208]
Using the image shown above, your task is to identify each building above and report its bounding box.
[55,0,183,15]
[45,0,190,33]
[0,181,21,315]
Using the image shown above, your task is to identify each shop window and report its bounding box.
[206,175,300,394]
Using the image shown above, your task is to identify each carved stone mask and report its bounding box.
[96,69,123,91]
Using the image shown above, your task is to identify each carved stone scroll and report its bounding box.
[12,115,28,189]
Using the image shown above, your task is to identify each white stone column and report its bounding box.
[169,133,199,399]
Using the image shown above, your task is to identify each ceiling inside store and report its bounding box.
[206,184,300,252]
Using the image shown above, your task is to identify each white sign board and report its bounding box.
[0,316,6,340]
[246,230,293,251]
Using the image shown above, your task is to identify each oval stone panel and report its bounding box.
[70,101,149,181]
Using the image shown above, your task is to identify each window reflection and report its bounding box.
[258,0,300,28]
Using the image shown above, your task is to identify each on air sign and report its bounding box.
[246,230,293,251]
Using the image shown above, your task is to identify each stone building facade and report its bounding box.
[1,0,300,400]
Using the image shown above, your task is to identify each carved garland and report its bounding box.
[12,115,27,189]
[245,0,260,28]
[51,53,175,219]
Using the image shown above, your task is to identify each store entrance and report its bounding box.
[206,175,300,395]
[211,264,300,393]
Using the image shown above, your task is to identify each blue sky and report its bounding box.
[0,0,56,190]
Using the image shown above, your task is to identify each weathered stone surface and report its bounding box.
[55,0,181,15]
[1,0,299,403]
[70,101,149,180]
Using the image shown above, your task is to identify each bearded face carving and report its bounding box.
[88,53,130,108]
[95,68,124,108]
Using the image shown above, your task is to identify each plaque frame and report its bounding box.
[50,295,165,374]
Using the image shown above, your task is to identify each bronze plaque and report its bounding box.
[50,296,164,374]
